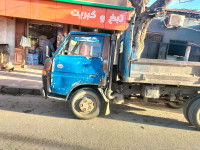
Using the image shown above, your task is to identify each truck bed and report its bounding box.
[127,58,200,87]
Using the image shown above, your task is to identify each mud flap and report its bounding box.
[104,102,110,115]
[97,88,110,115]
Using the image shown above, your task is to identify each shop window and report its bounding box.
[189,47,200,62]
[61,36,103,58]
[167,40,188,61]
[145,32,164,42]
[72,25,80,30]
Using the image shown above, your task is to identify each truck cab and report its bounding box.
[42,32,113,119]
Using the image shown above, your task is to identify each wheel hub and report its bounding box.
[79,97,94,113]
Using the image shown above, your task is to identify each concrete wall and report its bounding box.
[0,17,15,62]
[147,17,200,45]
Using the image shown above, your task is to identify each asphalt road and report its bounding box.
[0,94,200,150]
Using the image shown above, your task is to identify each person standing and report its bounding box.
[42,37,56,64]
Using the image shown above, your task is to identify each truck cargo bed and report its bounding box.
[128,58,200,87]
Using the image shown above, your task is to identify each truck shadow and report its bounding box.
[101,103,196,131]
[0,95,75,119]
[0,95,196,131]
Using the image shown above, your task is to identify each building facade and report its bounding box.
[142,9,200,62]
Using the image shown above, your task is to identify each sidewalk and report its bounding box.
[0,66,43,95]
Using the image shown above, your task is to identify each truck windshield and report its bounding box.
[60,36,103,58]
[53,37,68,57]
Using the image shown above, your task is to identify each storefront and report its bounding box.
[15,19,67,65]
[0,0,133,66]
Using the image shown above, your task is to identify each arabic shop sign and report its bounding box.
[71,9,125,25]
[67,5,129,30]
[1,0,129,30]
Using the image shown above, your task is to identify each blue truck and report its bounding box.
[42,23,200,130]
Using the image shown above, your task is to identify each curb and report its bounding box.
[0,85,41,96]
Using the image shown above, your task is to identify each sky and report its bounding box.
[147,0,200,11]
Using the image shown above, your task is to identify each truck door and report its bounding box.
[51,35,104,95]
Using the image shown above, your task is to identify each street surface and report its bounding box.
[0,94,200,150]
[0,68,42,90]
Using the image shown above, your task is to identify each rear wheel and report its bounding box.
[70,88,101,120]
[188,100,200,130]
[183,95,200,123]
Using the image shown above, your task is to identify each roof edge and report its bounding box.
[55,0,134,11]
[69,31,111,36]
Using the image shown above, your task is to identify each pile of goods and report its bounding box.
[27,35,39,65]
[26,35,47,65]
[39,35,47,51]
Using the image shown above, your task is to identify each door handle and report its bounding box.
[89,75,97,77]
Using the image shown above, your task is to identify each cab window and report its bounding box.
[61,36,103,57]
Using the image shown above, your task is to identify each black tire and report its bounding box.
[190,103,200,130]
[70,88,101,120]
[166,102,183,109]
[188,100,200,130]
[183,95,200,123]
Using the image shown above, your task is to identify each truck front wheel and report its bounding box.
[70,88,101,120]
